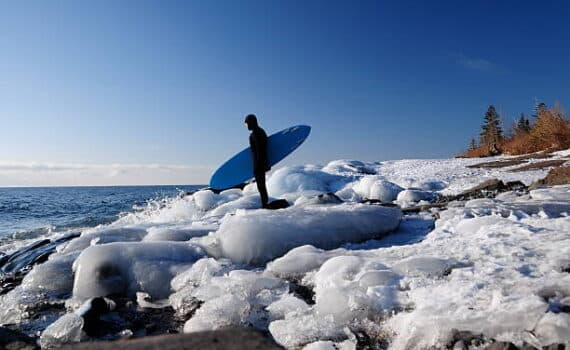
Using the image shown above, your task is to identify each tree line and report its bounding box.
[462,101,570,157]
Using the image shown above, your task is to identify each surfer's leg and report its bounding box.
[255,170,269,207]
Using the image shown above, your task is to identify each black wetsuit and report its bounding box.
[249,126,270,207]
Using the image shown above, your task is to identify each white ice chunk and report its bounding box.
[396,189,437,204]
[352,176,403,202]
[39,313,84,349]
[266,294,310,320]
[143,226,211,241]
[72,242,205,301]
[193,190,219,211]
[530,185,570,201]
[267,165,348,197]
[212,204,401,264]
[534,312,570,345]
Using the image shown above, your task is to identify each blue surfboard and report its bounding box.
[209,125,311,191]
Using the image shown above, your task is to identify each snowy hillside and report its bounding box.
[1,152,569,349]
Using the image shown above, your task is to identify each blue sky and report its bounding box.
[1,1,569,185]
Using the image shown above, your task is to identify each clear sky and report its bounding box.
[1,0,569,186]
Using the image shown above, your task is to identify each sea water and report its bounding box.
[0,185,203,245]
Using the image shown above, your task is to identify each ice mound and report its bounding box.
[210,204,401,265]
[72,242,205,301]
[59,227,148,254]
[193,188,242,211]
[177,269,289,332]
[143,225,211,241]
[396,189,437,206]
[313,255,401,322]
[351,176,403,202]
[21,252,79,297]
[267,165,349,197]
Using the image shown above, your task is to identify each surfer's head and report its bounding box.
[245,114,258,130]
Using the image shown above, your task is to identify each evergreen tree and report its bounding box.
[479,105,503,147]
[469,138,477,150]
[532,102,547,119]
[516,113,531,133]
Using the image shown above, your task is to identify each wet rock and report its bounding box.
[0,233,80,295]
[560,297,570,313]
[0,326,38,350]
[61,328,281,350]
[266,199,290,210]
[289,281,315,305]
[485,341,518,350]
[448,330,490,349]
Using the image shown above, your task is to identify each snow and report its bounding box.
[1,151,569,348]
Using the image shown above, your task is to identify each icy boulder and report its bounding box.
[396,189,437,205]
[192,188,242,211]
[211,204,402,265]
[352,176,403,202]
[72,242,205,301]
[39,313,84,349]
[180,270,289,333]
[267,165,348,197]
[314,256,401,322]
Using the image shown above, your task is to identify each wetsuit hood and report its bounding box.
[245,114,259,130]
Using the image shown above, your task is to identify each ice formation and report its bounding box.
[72,242,205,300]
[1,155,568,349]
[206,204,402,265]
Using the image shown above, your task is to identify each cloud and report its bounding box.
[0,161,213,187]
[453,53,500,72]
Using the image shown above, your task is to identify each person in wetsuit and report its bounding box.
[245,114,270,208]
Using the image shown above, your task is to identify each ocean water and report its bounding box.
[0,185,203,244]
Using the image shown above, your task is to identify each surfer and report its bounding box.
[245,114,270,208]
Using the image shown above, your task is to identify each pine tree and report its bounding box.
[469,138,477,150]
[479,105,503,148]
[532,102,547,119]
[516,113,531,133]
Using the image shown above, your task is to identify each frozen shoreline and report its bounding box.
[1,153,569,349]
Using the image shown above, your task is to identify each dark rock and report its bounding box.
[289,281,315,305]
[79,297,116,337]
[529,166,570,189]
[265,199,290,210]
[509,159,567,172]
[448,330,489,349]
[0,326,38,349]
[467,160,527,169]
[486,341,518,350]
[0,232,80,289]
[61,328,282,350]
[560,297,570,313]
[542,344,569,350]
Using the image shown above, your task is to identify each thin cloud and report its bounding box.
[0,161,213,186]
[453,53,500,72]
